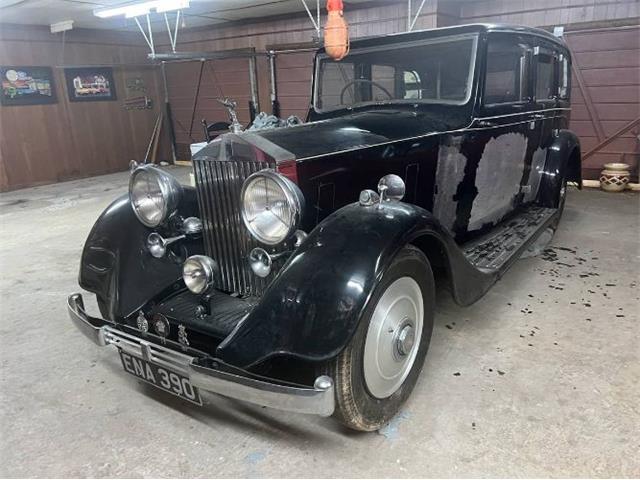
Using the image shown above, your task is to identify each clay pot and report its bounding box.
[600,163,630,192]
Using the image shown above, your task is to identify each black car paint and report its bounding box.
[218,201,496,368]
[77,23,580,370]
[79,188,202,321]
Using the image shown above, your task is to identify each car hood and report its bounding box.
[252,108,470,160]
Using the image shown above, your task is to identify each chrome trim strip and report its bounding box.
[67,293,335,416]
[477,107,571,121]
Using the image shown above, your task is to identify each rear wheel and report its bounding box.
[326,246,435,431]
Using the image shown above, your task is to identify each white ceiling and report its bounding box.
[0,0,376,32]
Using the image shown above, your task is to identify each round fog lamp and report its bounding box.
[182,255,218,294]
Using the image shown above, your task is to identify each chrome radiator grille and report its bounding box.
[193,158,273,296]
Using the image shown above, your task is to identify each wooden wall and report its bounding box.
[164,57,254,159]
[564,25,640,180]
[0,24,167,191]
[1,0,638,189]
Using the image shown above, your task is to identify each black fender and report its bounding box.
[218,201,496,369]
[538,130,582,208]
[79,187,202,321]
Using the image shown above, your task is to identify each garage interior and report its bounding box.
[0,0,639,477]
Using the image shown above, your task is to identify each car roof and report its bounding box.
[316,23,567,54]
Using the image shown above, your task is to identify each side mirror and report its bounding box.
[377,174,405,202]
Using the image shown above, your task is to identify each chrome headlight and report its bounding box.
[129,165,182,227]
[240,170,304,245]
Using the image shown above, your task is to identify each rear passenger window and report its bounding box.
[484,39,529,104]
[535,48,556,101]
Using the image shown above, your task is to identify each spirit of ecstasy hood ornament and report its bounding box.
[217,97,244,134]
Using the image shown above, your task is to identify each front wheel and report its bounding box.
[326,246,435,431]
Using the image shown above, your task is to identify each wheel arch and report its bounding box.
[409,233,454,295]
[538,130,582,207]
[409,231,495,307]
[218,202,496,369]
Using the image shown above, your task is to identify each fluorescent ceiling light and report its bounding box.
[94,0,189,18]
[51,20,74,33]
[156,0,189,13]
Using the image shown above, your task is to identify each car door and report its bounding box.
[465,33,537,233]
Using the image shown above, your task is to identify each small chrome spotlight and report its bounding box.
[183,255,218,294]
[377,174,405,202]
[249,247,272,278]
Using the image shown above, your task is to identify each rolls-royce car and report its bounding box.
[68,23,581,431]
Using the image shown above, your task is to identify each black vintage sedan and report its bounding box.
[69,23,581,431]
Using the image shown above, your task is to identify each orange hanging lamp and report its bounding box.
[324,0,349,60]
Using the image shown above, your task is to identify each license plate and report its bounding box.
[118,350,202,405]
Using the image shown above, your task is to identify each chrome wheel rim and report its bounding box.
[363,276,424,399]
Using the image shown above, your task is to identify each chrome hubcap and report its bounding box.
[395,322,415,357]
[363,277,424,399]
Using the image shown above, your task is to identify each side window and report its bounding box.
[558,53,570,100]
[534,47,556,101]
[484,38,529,105]
[403,71,422,99]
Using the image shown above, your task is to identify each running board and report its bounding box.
[461,206,556,271]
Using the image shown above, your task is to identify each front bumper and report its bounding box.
[67,293,335,417]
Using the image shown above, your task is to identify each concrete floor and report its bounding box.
[0,167,638,478]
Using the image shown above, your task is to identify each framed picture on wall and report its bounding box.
[0,66,57,106]
[64,67,117,102]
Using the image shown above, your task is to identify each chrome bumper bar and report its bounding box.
[67,293,335,417]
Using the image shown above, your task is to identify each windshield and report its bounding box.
[314,34,478,112]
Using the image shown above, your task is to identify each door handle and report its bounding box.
[532,113,546,120]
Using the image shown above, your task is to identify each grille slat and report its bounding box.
[210,160,232,289]
[222,161,243,292]
[194,157,273,296]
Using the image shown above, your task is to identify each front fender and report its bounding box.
[218,201,493,368]
[78,187,201,321]
[538,130,581,207]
